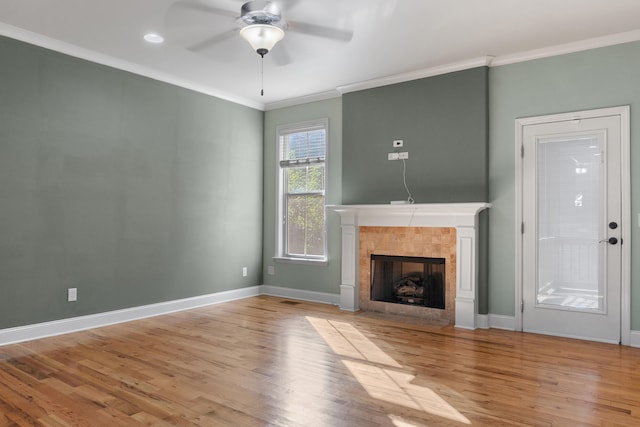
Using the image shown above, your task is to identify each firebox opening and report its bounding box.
[370,254,445,309]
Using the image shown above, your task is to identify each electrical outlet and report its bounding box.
[398,152,409,159]
[242,267,248,277]
[388,152,399,160]
[267,266,275,275]
[393,139,404,148]
[68,288,77,302]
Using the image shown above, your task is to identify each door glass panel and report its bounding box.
[536,133,604,311]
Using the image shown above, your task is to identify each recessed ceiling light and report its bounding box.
[144,33,164,44]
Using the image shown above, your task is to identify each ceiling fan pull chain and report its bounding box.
[261,55,264,96]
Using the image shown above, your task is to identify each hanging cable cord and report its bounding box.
[402,156,415,204]
[393,146,414,204]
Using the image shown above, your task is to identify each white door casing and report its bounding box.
[515,106,630,344]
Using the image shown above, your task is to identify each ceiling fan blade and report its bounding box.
[271,44,293,66]
[286,20,353,42]
[172,0,238,19]
[187,28,239,52]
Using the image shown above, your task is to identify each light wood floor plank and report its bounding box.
[2,295,640,426]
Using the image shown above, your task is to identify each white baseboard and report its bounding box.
[0,286,262,347]
[476,314,516,331]
[628,330,640,348]
[475,314,516,330]
[488,314,516,330]
[11,286,611,347]
[476,314,489,329]
[260,285,340,306]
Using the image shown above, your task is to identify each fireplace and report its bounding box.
[370,254,445,309]
[359,226,456,322]
[327,203,491,329]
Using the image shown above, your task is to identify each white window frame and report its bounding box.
[274,118,329,265]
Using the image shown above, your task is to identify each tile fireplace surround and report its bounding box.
[327,203,491,329]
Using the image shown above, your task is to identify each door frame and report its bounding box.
[514,106,631,345]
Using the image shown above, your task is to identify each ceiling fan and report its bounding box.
[166,0,354,66]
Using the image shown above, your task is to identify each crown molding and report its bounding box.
[276,27,640,107]
[264,89,341,111]
[3,21,640,112]
[266,56,494,110]
[491,28,640,67]
[0,23,265,111]
[335,56,494,95]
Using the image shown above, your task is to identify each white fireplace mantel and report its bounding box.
[327,202,491,329]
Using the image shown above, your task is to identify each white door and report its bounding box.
[520,111,626,344]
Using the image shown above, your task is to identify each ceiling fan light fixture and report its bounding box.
[240,24,284,56]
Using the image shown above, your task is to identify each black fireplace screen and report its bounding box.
[370,254,445,309]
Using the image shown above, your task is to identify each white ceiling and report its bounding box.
[1,0,640,110]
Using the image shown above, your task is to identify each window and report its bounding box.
[276,119,328,262]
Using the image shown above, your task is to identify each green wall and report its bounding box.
[0,36,264,329]
[340,67,489,312]
[3,32,639,333]
[262,98,342,294]
[488,41,640,327]
[342,67,488,204]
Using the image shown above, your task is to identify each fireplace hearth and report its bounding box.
[370,255,445,309]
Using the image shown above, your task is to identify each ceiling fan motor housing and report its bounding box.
[241,1,282,25]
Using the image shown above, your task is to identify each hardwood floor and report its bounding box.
[1,296,640,426]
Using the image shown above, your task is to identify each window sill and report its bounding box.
[273,256,329,266]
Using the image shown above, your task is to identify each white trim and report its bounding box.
[335,30,640,98]
[336,56,493,95]
[265,90,341,111]
[475,314,516,330]
[2,284,620,348]
[327,203,491,228]
[515,106,631,344]
[514,120,524,332]
[620,108,632,346]
[476,314,489,329]
[272,256,328,266]
[260,285,340,306]
[272,30,640,109]
[491,29,640,67]
[0,286,262,347]
[488,314,516,331]
[0,22,264,111]
[628,330,640,348]
[4,20,640,112]
[523,329,619,345]
[268,30,640,108]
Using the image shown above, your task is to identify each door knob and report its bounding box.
[600,237,619,244]
[609,222,618,230]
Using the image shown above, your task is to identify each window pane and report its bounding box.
[283,129,326,161]
[286,165,325,194]
[287,194,325,257]
[307,165,324,192]
[536,135,604,311]
[287,195,306,255]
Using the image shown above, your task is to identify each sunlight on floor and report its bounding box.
[306,316,401,368]
[388,414,429,427]
[306,316,470,425]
